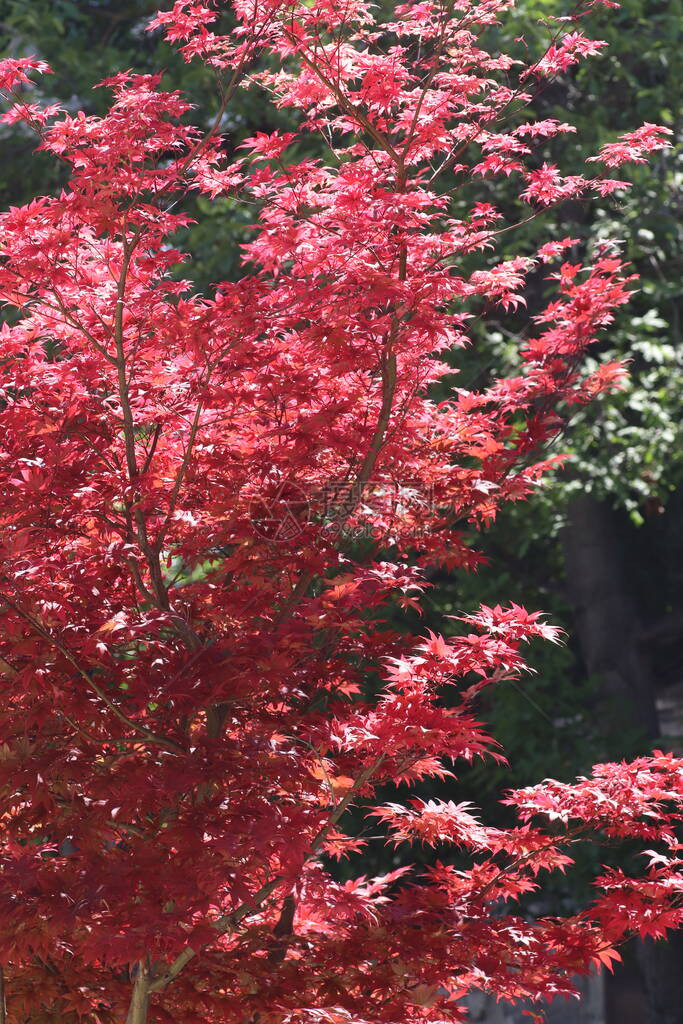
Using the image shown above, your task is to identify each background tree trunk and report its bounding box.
[563,493,683,1024]
[562,493,659,741]
[637,933,683,1024]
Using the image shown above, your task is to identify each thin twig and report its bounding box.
[0,592,184,754]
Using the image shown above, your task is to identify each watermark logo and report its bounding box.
[248,478,437,543]
[248,479,311,542]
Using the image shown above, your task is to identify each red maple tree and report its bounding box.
[0,2,678,1022]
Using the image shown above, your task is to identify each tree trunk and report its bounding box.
[125,964,151,1024]
[563,494,683,1023]
[637,933,683,1024]
[562,493,658,741]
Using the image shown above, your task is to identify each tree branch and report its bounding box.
[148,754,387,993]
[125,962,151,1024]
[0,592,184,754]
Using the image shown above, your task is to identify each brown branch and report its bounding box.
[141,423,162,475]
[0,592,184,755]
[429,0,589,185]
[355,346,399,494]
[125,962,151,1024]
[113,233,142,483]
[0,654,17,680]
[400,0,457,161]
[147,945,199,997]
[267,893,297,965]
[58,710,166,752]
[272,335,397,625]
[311,754,386,852]
[154,399,204,553]
[0,964,6,1024]
[275,238,404,626]
[148,753,387,994]
[285,30,402,168]
[109,233,199,645]
[59,710,106,746]
[147,877,281,995]
[473,823,589,904]
[0,273,118,365]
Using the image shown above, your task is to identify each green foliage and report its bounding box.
[497,0,682,519]
[0,0,292,288]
